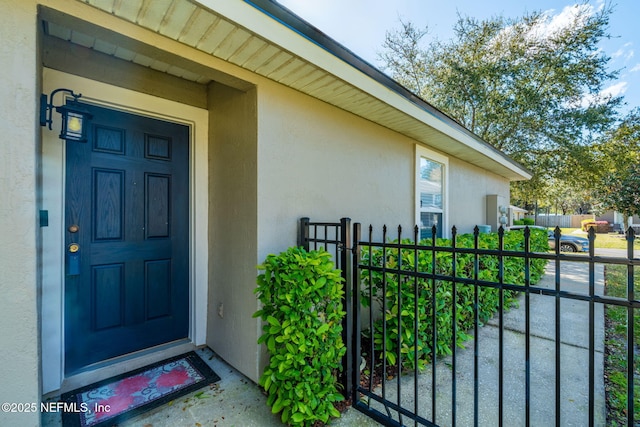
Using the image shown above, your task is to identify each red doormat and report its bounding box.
[61,352,220,427]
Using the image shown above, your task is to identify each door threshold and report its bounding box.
[50,339,194,397]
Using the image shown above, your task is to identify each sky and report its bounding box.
[276,0,640,115]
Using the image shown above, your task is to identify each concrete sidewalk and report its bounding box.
[43,261,604,427]
[356,261,605,426]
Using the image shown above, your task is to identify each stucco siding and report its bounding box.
[207,82,261,381]
[256,81,416,261]
[448,157,511,234]
[255,81,511,254]
[0,0,41,425]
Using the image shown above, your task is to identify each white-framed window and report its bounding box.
[416,146,449,239]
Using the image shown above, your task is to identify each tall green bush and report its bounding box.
[361,228,548,370]
[254,247,346,426]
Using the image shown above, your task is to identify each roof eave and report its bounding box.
[241,0,532,181]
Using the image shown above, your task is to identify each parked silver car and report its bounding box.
[506,225,589,252]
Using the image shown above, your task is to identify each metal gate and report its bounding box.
[298,217,639,427]
[298,217,354,397]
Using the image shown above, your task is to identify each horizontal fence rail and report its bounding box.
[299,218,639,427]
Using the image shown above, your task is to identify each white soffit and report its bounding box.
[50,0,530,180]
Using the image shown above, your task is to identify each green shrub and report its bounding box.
[254,247,346,426]
[513,219,525,225]
[361,229,548,370]
[522,217,535,225]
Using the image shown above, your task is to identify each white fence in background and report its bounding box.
[527,214,594,228]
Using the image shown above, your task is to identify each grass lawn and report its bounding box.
[557,228,640,250]
[603,264,640,425]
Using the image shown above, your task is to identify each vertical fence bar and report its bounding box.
[368,225,375,403]
[626,227,635,427]
[430,225,438,424]
[588,227,596,427]
[313,223,318,250]
[473,226,480,427]
[340,218,353,399]
[335,224,341,268]
[381,225,391,418]
[451,226,458,427]
[498,227,505,427]
[396,226,403,426]
[524,227,531,427]
[320,224,325,251]
[352,222,362,406]
[554,227,561,427]
[413,225,420,427]
[298,217,310,250]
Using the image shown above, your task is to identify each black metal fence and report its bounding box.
[297,217,354,397]
[299,218,639,427]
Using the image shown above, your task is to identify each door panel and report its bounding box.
[65,104,189,374]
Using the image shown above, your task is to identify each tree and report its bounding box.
[544,179,588,215]
[378,3,622,203]
[591,107,640,172]
[592,108,640,224]
[597,163,640,224]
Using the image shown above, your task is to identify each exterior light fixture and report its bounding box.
[40,88,92,142]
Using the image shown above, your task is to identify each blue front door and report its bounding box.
[64,104,189,374]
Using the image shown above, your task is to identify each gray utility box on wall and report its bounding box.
[486,194,508,232]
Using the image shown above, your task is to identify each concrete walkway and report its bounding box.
[354,261,605,426]
[43,261,604,427]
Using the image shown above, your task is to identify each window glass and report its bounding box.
[420,212,442,239]
[419,156,445,239]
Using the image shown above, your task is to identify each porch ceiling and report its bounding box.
[42,0,531,181]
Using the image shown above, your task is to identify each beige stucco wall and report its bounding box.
[449,157,511,234]
[255,80,510,254]
[256,81,415,258]
[207,82,261,381]
[0,0,41,425]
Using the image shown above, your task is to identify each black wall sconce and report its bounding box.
[40,88,92,142]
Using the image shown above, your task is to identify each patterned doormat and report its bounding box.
[61,352,220,427]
